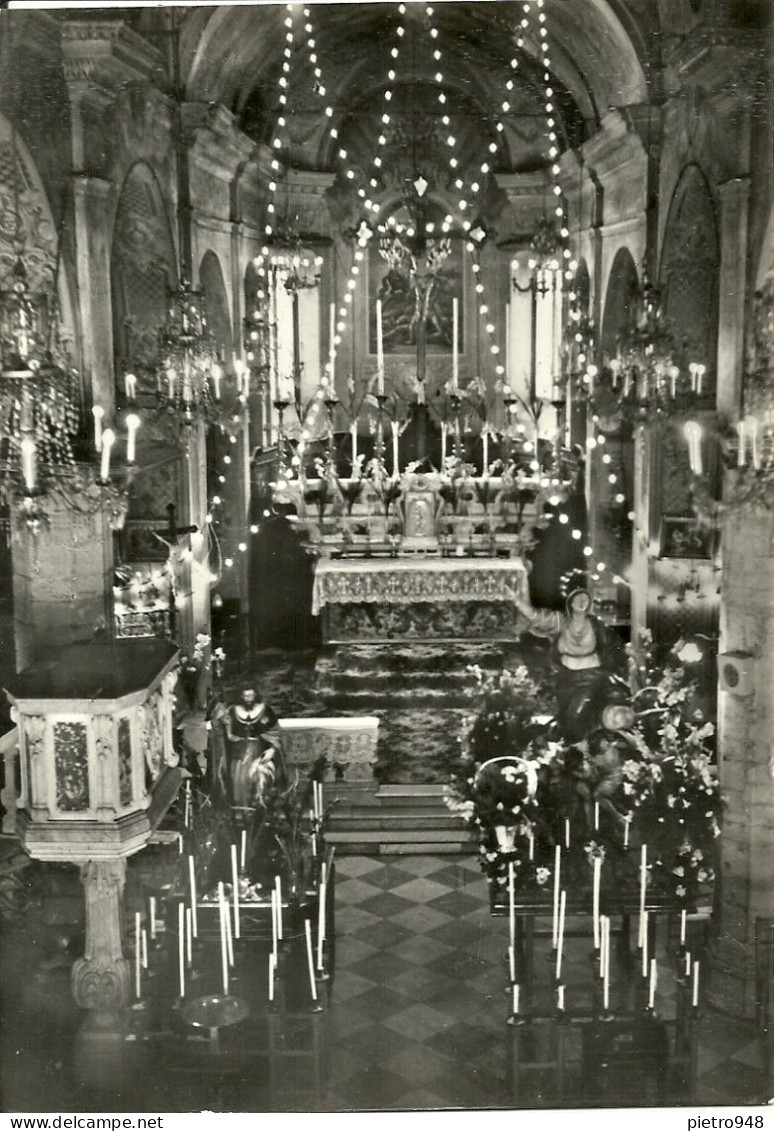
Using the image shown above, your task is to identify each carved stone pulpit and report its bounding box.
[7,639,181,1026]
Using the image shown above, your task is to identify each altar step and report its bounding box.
[324,783,475,856]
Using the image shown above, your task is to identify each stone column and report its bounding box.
[708,505,774,1017]
[716,176,751,419]
[71,858,131,1023]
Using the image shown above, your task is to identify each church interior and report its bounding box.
[0,0,773,1115]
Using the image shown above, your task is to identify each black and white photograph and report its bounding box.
[0,0,771,1120]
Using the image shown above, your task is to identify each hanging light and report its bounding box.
[156,278,226,427]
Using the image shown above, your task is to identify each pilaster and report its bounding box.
[716,176,751,419]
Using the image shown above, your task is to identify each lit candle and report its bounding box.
[329,303,336,383]
[392,422,400,478]
[149,896,156,940]
[555,889,567,981]
[452,297,459,389]
[99,428,115,481]
[134,912,142,1000]
[178,903,185,999]
[218,893,229,995]
[592,856,601,951]
[508,862,515,950]
[20,437,36,492]
[692,960,700,1008]
[351,421,358,465]
[512,983,520,1016]
[240,828,247,872]
[376,299,384,394]
[316,862,327,972]
[92,405,104,452]
[696,364,704,395]
[304,918,319,1003]
[124,372,137,400]
[231,844,240,940]
[648,958,657,1009]
[552,844,561,948]
[275,875,284,941]
[188,855,198,938]
[211,363,222,401]
[680,908,687,947]
[638,845,647,947]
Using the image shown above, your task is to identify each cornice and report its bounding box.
[61,20,164,96]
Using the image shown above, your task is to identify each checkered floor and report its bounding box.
[304,854,769,1112]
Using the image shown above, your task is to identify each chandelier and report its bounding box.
[377,174,452,279]
[153,278,226,427]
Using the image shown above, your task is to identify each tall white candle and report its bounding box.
[565,819,570,850]
[351,421,358,465]
[680,908,687,947]
[603,918,610,1011]
[135,912,142,1000]
[126,414,141,464]
[376,299,384,394]
[594,801,600,831]
[441,422,448,465]
[141,928,148,970]
[552,844,561,948]
[738,420,746,467]
[685,950,692,978]
[642,910,649,978]
[240,829,247,872]
[100,429,115,481]
[512,983,520,1015]
[508,943,516,984]
[92,405,104,451]
[124,372,137,400]
[185,907,193,965]
[593,857,601,950]
[178,903,186,999]
[692,961,700,1008]
[231,844,240,940]
[624,815,630,849]
[392,423,400,478]
[275,876,284,941]
[149,896,156,940]
[508,862,516,950]
[317,864,327,972]
[555,889,567,981]
[330,304,336,383]
[211,364,222,401]
[271,889,278,958]
[20,437,36,492]
[268,952,275,1003]
[304,918,319,1003]
[528,830,534,861]
[557,984,565,1012]
[638,845,647,947]
[218,896,229,996]
[188,855,198,938]
[482,429,489,476]
[452,297,459,388]
[648,958,657,1009]
[599,914,606,980]
[219,881,234,967]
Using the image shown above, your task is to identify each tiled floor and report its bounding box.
[0,850,769,1112]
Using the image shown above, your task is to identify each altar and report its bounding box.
[312,555,528,643]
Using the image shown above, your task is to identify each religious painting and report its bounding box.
[658,515,715,560]
[53,721,90,812]
[368,203,464,357]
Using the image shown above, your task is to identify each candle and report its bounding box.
[508,943,516,984]
[552,844,561,948]
[231,844,240,940]
[594,801,600,831]
[219,881,234,967]
[270,889,278,959]
[311,832,317,857]
[599,914,606,980]
[376,299,384,394]
[141,928,148,970]
[134,912,142,1000]
[623,815,630,850]
[692,961,700,1008]
[557,984,565,1012]
[527,830,534,861]
[100,428,115,481]
[166,367,176,399]
[696,364,704,395]
[642,911,649,978]
[638,845,647,947]
[268,952,275,1004]
[592,856,601,950]
[441,422,448,465]
[670,366,678,398]
[188,855,198,938]
[275,876,284,941]
[648,958,657,1009]
[20,437,36,492]
[685,950,692,978]
[240,828,247,872]
[392,423,400,478]
[452,297,459,389]
[317,863,327,972]
[603,918,610,1011]
[512,983,520,1016]
[124,372,137,400]
[482,429,489,476]
[185,907,192,965]
[555,889,567,981]
[304,918,319,1003]
[211,363,222,400]
[508,862,515,950]
[218,896,229,996]
[149,896,156,940]
[92,404,104,451]
[738,420,746,467]
[178,903,186,999]
[178,833,183,855]
[330,303,336,383]
[183,780,191,828]
[750,417,760,469]
[351,421,358,465]
[565,819,570,850]
[680,909,687,947]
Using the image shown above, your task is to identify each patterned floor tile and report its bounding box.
[392,856,457,877]
[382,1000,457,1040]
[351,919,417,949]
[334,905,383,934]
[336,876,388,904]
[357,891,419,918]
[388,904,455,935]
[427,890,487,916]
[335,857,386,878]
[386,933,453,966]
[391,877,456,903]
[384,1039,457,1086]
[333,936,380,968]
[387,966,460,1003]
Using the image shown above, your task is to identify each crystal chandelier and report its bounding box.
[152,278,229,428]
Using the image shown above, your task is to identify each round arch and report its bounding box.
[600,246,640,358]
[199,250,233,357]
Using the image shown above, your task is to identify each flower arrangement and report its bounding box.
[445,635,721,909]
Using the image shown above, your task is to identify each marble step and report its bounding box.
[325,827,474,855]
[324,783,474,854]
[318,687,475,709]
[317,644,509,675]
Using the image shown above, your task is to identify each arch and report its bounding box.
[600,246,640,358]
[659,164,719,387]
[199,250,233,357]
[574,259,592,315]
[110,160,177,390]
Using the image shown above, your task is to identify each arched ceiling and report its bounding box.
[183,2,651,165]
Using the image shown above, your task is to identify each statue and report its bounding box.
[214,687,282,824]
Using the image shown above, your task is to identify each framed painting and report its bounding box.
[658,514,715,560]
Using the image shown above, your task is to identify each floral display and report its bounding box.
[445,630,722,910]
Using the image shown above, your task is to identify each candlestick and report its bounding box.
[99,428,115,481]
[317,863,327,972]
[452,297,459,389]
[149,896,156,940]
[231,844,240,940]
[555,890,567,981]
[552,844,561,948]
[188,855,198,938]
[692,960,700,1008]
[592,856,601,951]
[648,958,657,1009]
[275,875,284,941]
[178,903,186,999]
[304,918,319,1004]
[92,405,104,451]
[135,912,142,1000]
[376,299,384,394]
[508,862,515,950]
[218,896,229,996]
